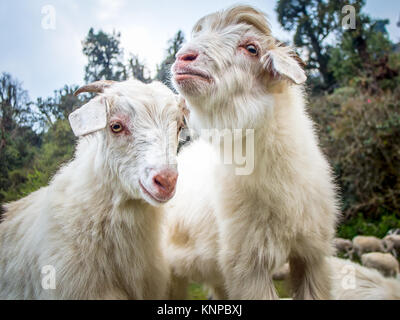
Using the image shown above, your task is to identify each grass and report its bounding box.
[188,283,208,300]
[274,280,290,298]
[187,281,290,300]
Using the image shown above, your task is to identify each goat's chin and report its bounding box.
[173,77,212,98]
[138,181,171,207]
[140,194,164,207]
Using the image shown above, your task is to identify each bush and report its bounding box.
[0,119,75,204]
[309,88,400,230]
[338,212,400,239]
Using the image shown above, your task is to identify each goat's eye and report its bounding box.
[110,122,123,133]
[246,44,258,56]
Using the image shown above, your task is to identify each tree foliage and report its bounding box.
[0,78,81,206]
[82,28,126,82]
[310,87,400,227]
[126,54,151,83]
[155,30,185,89]
[328,15,398,92]
[0,73,40,203]
[35,85,82,130]
[0,73,32,133]
[276,0,359,88]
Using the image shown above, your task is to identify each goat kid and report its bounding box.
[0,80,186,299]
[164,6,338,300]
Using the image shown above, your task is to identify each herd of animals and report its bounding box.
[273,229,400,290]
[0,5,399,300]
[335,231,400,277]
[273,230,400,299]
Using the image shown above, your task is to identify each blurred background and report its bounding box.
[0,0,399,298]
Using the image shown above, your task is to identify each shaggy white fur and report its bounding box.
[0,80,185,299]
[329,257,400,300]
[163,5,339,300]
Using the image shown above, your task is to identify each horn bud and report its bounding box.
[74,80,116,96]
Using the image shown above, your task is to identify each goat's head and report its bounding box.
[382,235,399,253]
[171,5,306,128]
[70,80,187,206]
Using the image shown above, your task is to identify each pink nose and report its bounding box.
[176,51,199,63]
[152,168,178,200]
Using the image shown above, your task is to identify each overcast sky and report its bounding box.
[1,0,399,101]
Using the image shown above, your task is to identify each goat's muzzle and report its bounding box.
[140,167,178,203]
[173,50,212,83]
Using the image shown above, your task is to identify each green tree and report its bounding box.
[30,85,81,185]
[309,87,400,223]
[328,15,397,91]
[0,73,32,140]
[126,54,151,83]
[0,79,83,206]
[35,85,82,130]
[276,0,354,88]
[155,30,185,89]
[0,73,39,203]
[82,28,126,83]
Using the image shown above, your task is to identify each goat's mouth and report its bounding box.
[139,180,169,204]
[174,69,212,83]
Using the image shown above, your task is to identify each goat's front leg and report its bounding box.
[226,270,278,300]
[220,252,278,299]
[289,253,332,300]
[218,226,279,300]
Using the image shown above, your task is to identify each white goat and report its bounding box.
[361,252,400,278]
[329,257,400,300]
[383,234,400,258]
[334,238,354,259]
[163,5,338,299]
[0,80,186,299]
[353,235,385,258]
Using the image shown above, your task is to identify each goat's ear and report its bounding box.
[68,98,107,137]
[262,46,307,85]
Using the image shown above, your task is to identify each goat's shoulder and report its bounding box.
[1,187,48,223]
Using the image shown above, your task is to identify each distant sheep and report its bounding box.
[0,80,186,299]
[334,238,354,259]
[273,258,400,299]
[353,235,385,258]
[383,235,400,258]
[361,252,399,278]
[164,5,338,300]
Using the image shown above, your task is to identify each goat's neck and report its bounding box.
[208,123,270,178]
[49,139,159,240]
[193,86,303,179]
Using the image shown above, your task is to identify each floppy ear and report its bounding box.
[68,98,107,137]
[262,46,307,85]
